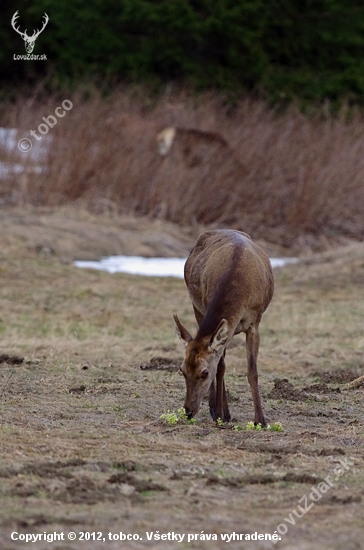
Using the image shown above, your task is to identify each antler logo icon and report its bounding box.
[11,11,49,54]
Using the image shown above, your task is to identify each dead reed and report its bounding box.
[1,87,364,248]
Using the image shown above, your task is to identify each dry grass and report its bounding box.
[1,88,364,251]
[0,212,364,549]
[0,206,200,262]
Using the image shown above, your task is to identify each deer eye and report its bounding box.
[201,369,209,379]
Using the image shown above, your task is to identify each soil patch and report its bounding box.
[207,472,321,487]
[329,494,362,505]
[0,353,24,365]
[108,472,167,493]
[140,356,182,372]
[68,385,87,394]
[236,442,346,457]
[302,383,341,394]
[313,368,361,384]
[267,378,310,401]
[55,476,124,505]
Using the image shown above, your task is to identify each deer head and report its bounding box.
[174,314,230,418]
[11,11,49,54]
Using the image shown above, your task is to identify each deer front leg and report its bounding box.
[209,378,217,420]
[210,354,231,422]
[246,325,266,427]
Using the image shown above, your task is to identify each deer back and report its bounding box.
[184,230,274,336]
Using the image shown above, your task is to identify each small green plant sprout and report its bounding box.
[245,421,284,431]
[245,421,263,431]
[233,425,243,431]
[178,407,196,424]
[267,422,284,432]
[160,411,179,425]
[177,408,187,420]
[216,417,224,427]
[160,408,196,425]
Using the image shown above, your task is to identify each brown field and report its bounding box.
[0,208,363,549]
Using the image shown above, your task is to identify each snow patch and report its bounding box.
[74,255,297,278]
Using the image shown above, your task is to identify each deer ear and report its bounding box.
[210,319,229,352]
[173,314,192,346]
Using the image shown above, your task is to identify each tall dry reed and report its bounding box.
[1,87,364,248]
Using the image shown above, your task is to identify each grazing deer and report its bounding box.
[174,230,274,426]
[156,127,230,157]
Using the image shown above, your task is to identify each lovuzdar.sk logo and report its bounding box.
[11,10,48,60]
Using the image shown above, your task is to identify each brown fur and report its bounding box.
[156,127,247,177]
[156,127,229,157]
[174,229,274,426]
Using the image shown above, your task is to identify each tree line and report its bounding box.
[2,0,364,103]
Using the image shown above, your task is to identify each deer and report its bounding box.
[174,229,274,427]
[11,11,49,54]
[156,127,229,157]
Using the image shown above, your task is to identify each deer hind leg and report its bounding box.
[209,352,231,422]
[246,325,266,427]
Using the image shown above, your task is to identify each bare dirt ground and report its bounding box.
[0,208,363,550]
[0,207,289,260]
